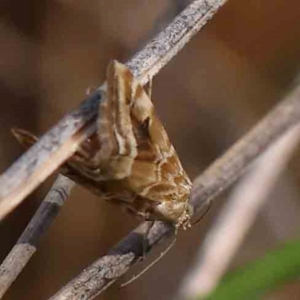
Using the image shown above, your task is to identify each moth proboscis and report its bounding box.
[13,60,193,229]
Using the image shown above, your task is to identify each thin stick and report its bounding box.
[0,175,74,299]
[49,221,175,300]
[49,85,300,300]
[0,0,228,220]
[190,85,300,211]
[177,124,300,299]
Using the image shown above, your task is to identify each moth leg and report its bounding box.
[12,128,38,149]
[125,206,152,220]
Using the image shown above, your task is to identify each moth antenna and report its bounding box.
[121,235,177,288]
[191,201,212,226]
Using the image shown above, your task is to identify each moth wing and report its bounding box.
[92,60,138,180]
[110,62,190,201]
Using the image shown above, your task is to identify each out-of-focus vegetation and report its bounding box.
[203,240,300,300]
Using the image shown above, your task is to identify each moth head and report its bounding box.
[176,202,194,230]
[152,195,193,230]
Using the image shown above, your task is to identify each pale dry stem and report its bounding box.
[177,124,300,299]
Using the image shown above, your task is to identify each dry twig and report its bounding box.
[0,175,74,298]
[49,85,300,299]
[177,124,300,299]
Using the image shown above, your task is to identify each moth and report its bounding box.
[14,60,193,229]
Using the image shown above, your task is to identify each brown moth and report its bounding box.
[13,60,192,228]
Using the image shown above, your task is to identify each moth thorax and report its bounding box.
[152,200,192,228]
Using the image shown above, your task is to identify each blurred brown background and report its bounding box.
[1,0,300,299]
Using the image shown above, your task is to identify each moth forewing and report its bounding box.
[13,60,192,228]
[107,61,192,227]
